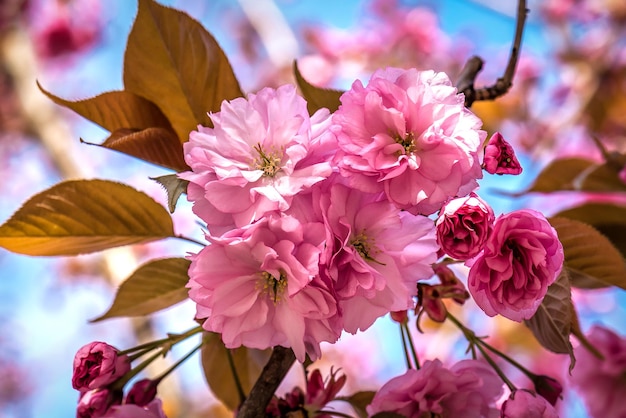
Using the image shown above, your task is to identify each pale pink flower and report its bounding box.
[320,181,438,333]
[468,210,564,321]
[77,389,122,418]
[181,84,334,232]
[367,359,503,418]
[104,399,168,418]
[72,342,130,392]
[331,67,484,215]
[187,214,340,362]
[483,132,523,175]
[436,192,494,260]
[571,325,626,418]
[500,390,558,418]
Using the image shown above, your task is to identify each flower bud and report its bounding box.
[483,132,522,175]
[436,193,494,260]
[125,379,158,407]
[72,341,131,392]
[531,374,563,406]
[390,310,408,324]
[500,390,558,418]
[76,388,122,418]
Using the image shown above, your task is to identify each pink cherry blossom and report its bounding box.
[367,359,502,418]
[331,67,484,215]
[483,132,523,175]
[571,325,626,418]
[436,192,495,260]
[180,84,334,233]
[187,214,340,362]
[104,399,168,418]
[72,342,131,392]
[468,210,564,321]
[77,389,122,418]
[500,390,558,418]
[319,181,438,333]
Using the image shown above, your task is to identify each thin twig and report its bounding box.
[236,346,296,417]
[456,0,528,107]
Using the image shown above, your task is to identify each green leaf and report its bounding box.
[92,258,190,321]
[124,0,243,141]
[84,127,189,172]
[293,60,344,115]
[0,179,174,256]
[201,333,271,411]
[508,158,595,196]
[554,203,626,259]
[150,174,188,213]
[549,216,626,290]
[524,269,575,372]
[336,391,376,418]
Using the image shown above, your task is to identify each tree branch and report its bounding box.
[456,0,528,107]
[236,346,296,417]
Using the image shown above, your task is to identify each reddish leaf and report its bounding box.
[579,163,626,192]
[336,391,376,418]
[124,0,243,142]
[294,60,344,115]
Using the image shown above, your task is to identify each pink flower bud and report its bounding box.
[77,388,122,418]
[416,283,447,323]
[531,375,563,406]
[306,368,346,410]
[436,193,494,260]
[483,132,522,175]
[72,342,131,392]
[500,390,558,418]
[125,379,158,407]
[390,310,408,324]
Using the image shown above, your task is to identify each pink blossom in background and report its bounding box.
[72,342,130,392]
[181,84,334,233]
[366,359,502,418]
[500,390,559,418]
[436,192,494,260]
[483,132,523,175]
[77,388,122,418]
[619,165,626,184]
[331,67,484,215]
[571,325,626,418]
[104,399,168,418]
[187,214,340,362]
[320,181,438,333]
[468,209,564,321]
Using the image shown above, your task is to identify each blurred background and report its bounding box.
[0,0,625,417]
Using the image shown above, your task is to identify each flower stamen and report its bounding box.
[351,231,386,265]
[394,131,417,155]
[253,143,282,177]
[258,270,288,304]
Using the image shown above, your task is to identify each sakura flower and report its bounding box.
[72,342,130,392]
[331,67,484,215]
[367,359,502,417]
[500,390,558,418]
[483,132,523,175]
[468,210,564,321]
[571,325,626,418]
[180,84,334,232]
[77,388,122,418]
[187,214,340,362]
[320,181,438,333]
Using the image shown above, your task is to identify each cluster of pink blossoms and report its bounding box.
[182,67,563,363]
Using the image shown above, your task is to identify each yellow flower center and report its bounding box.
[253,143,282,177]
[258,270,287,304]
[394,131,417,155]
[350,231,385,265]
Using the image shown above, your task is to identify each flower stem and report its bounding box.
[175,234,206,246]
[403,323,420,369]
[399,323,412,369]
[154,342,203,383]
[226,346,247,404]
[118,325,203,356]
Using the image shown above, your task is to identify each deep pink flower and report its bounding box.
[530,375,562,406]
[187,214,340,362]
[77,389,122,418]
[367,359,502,418]
[181,84,334,232]
[125,379,157,407]
[468,210,564,321]
[305,368,346,413]
[500,390,558,418]
[104,399,168,418]
[483,132,522,175]
[331,67,484,215]
[320,181,438,333]
[72,342,130,392]
[436,192,494,260]
[571,325,626,418]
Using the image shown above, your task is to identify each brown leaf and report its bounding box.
[201,333,271,411]
[525,269,575,372]
[579,163,626,192]
[507,158,595,196]
[0,179,174,256]
[38,83,173,132]
[549,217,626,290]
[293,60,344,115]
[124,0,243,141]
[150,174,188,213]
[92,258,190,321]
[336,391,376,418]
[85,127,189,172]
[552,205,626,264]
